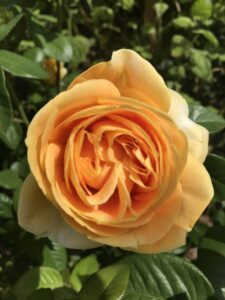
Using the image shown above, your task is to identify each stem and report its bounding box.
[174,0,181,13]
[58,0,63,30]
[56,61,61,94]
[56,0,63,93]
[67,5,73,37]
[7,81,29,127]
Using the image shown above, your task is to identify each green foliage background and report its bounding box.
[0,0,225,299]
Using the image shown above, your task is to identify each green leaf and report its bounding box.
[92,6,114,23]
[197,250,225,300]
[196,226,225,299]
[193,29,219,47]
[70,35,93,68]
[191,0,213,19]
[0,0,32,7]
[42,242,68,271]
[70,255,100,292]
[210,53,225,62]
[0,106,11,136]
[189,104,225,133]
[171,46,185,58]
[120,254,214,300]
[19,156,30,179]
[53,287,77,300]
[172,34,187,45]
[0,193,13,219]
[0,50,49,79]
[204,154,225,202]
[27,289,54,300]
[0,169,22,190]
[0,68,11,110]
[0,67,12,134]
[12,186,20,213]
[77,264,129,300]
[189,49,212,81]
[27,287,76,300]
[0,121,23,150]
[214,205,225,226]
[200,226,225,256]
[0,14,23,42]
[24,47,45,63]
[119,0,135,10]
[12,267,64,300]
[38,14,57,24]
[60,269,71,287]
[173,16,195,28]
[44,35,73,63]
[153,2,169,19]
[188,222,209,246]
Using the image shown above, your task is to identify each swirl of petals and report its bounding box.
[18,49,214,252]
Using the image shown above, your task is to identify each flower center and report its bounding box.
[64,115,160,217]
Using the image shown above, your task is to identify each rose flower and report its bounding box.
[18,49,213,253]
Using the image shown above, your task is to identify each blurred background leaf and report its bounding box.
[70,254,99,292]
[0,14,23,42]
[205,154,225,202]
[12,267,64,300]
[196,226,225,299]
[77,264,129,300]
[0,50,49,79]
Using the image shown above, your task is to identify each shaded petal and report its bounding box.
[68,49,170,112]
[92,184,183,248]
[168,89,209,162]
[132,225,186,254]
[18,173,100,249]
[92,230,138,248]
[176,154,214,231]
[48,214,101,249]
[133,184,183,245]
[86,165,118,205]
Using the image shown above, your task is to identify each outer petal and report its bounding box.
[91,185,183,248]
[26,79,120,198]
[168,89,209,162]
[132,184,183,245]
[129,225,186,254]
[68,49,171,112]
[18,173,100,249]
[176,154,214,231]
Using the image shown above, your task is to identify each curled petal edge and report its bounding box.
[168,89,209,163]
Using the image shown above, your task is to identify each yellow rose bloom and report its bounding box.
[18,49,213,253]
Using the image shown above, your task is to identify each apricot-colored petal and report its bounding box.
[79,158,111,190]
[18,173,56,235]
[93,184,183,248]
[18,173,100,249]
[26,79,120,198]
[117,164,132,213]
[92,231,138,248]
[45,143,129,234]
[119,87,159,109]
[133,184,183,245]
[168,89,209,162]
[86,165,118,205]
[132,225,186,254]
[176,154,214,231]
[69,49,170,111]
[92,224,186,253]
